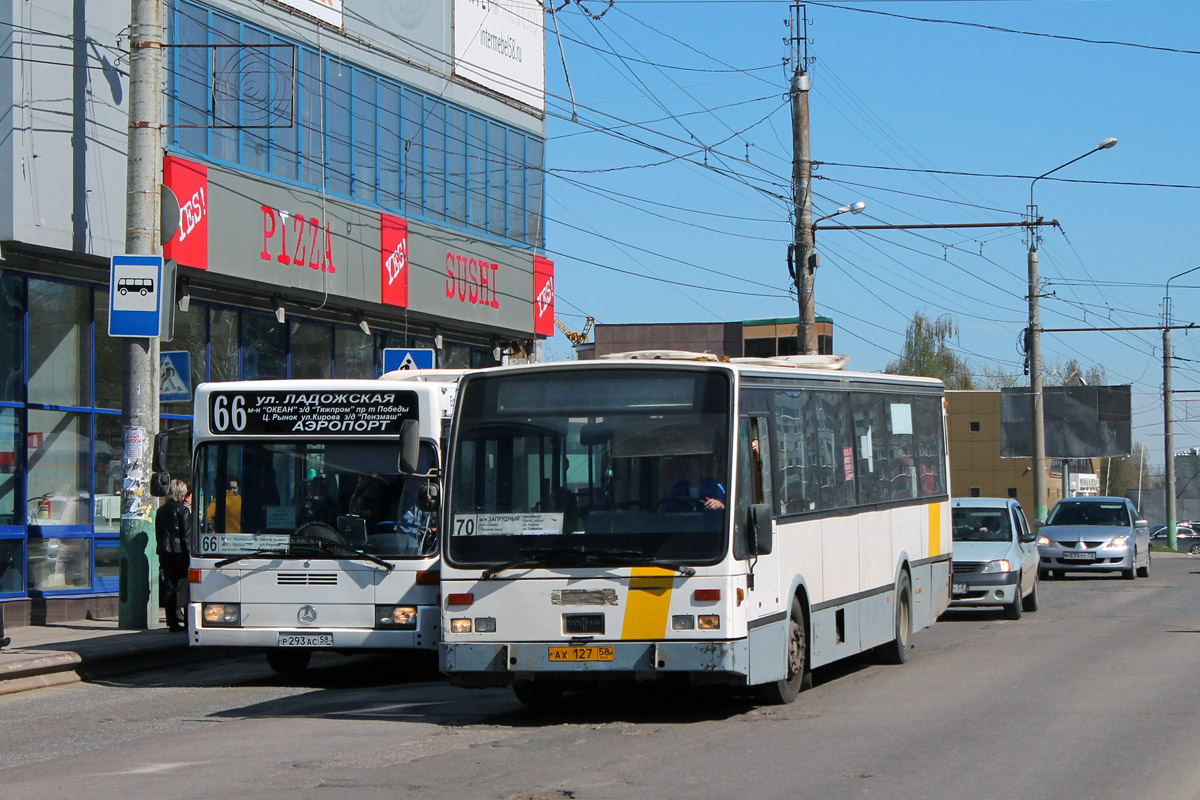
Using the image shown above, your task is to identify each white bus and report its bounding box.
[439,353,951,704]
[180,373,458,673]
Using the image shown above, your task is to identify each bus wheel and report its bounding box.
[265,648,311,675]
[513,681,562,707]
[878,572,912,665]
[754,597,810,705]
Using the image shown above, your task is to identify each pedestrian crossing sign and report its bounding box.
[383,348,435,373]
[161,350,192,403]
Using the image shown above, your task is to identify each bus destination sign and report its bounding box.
[206,390,419,436]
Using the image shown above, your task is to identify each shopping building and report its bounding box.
[0,0,552,623]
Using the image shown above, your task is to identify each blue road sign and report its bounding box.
[383,348,436,373]
[109,254,164,337]
[161,350,192,404]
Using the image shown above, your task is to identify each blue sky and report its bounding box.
[537,0,1200,469]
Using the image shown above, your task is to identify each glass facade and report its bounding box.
[0,270,498,599]
[168,0,546,249]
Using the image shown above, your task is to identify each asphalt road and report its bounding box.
[4,555,1200,800]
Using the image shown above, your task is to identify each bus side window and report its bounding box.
[735,415,773,558]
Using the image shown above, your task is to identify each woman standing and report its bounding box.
[155,479,191,632]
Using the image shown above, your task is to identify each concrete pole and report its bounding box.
[1029,246,1048,521]
[1164,327,1177,551]
[118,0,163,629]
[792,67,814,355]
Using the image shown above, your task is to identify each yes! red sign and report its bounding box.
[380,214,409,307]
[163,156,209,270]
[533,256,554,337]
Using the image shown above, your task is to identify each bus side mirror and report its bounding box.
[398,419,420,474]
[152,432,169,473]
[418,481,440,513]
[749,503,773,555]
[150,472,170,497]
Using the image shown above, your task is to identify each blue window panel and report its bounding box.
[447,107,468,226]
[487,124,507,238]
[240,25,271,174]
[352,71,378,203]
[467,114,487,232]
[526,137,545,248]
[0,536,25,595]
[269,35,299,182]
[325,59,352,197]
[210,14,240,164]
[171,1,209,155]
[378,82,402,207]
[402,89,425,219]
[506,130,526,243]
[425,99,446,223]
[94,538,119,594]
[298,48,324,188]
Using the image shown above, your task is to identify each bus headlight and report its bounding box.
[375,605,418,630]
[672,615,695,630]
[202,602,241,627]
[450,618,472,634]
[697,615,720,630]
[474,617,497,633]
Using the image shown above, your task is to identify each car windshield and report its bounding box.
[447,368,731,569]
[195,440,438,560]
[1046,501,1130,527]
[952,508,1011,542]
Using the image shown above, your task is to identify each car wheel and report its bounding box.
[265,648,311,675]
[1022,572,1040,612]
[1137,550,1150,578]
[754,596,811,704]
[1189,544,1200,556]
[513,681,563,707]
[1004,574,1024,620]
[876,572,913,665]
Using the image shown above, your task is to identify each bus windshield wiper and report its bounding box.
[291,536,395,572]
[480,547,590,580]
[213,549,288,569]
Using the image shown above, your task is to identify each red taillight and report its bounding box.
[188,568,202,584]
[694,589,721,602]
[446,593,474,607]
[416,569,440,586]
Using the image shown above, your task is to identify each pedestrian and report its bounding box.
[156,478,191,632]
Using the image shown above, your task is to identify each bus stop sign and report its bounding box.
[109,254,168,337]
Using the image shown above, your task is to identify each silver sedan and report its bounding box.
[1036,496,1150,580]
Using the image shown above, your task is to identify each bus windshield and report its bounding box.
[447,368,731,569]
[195,440,438,560]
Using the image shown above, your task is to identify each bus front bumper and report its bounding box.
[441,639,748,687]
[188,603,438,650]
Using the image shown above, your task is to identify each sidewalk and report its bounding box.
[0,619,229,697]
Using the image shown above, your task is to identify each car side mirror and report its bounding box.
[1032,519,1045,529]
[749,503,773,555]
[397,419,420,474]
[1135,519,1148,527]
[1019,531,1037,544]
[149,472,170,497]
[152,432,169,473]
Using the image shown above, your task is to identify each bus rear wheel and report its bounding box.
[754,597,810,705]
[265,648,311,675]
[877,572,912,665]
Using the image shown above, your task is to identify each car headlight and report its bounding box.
[1108,535,1130,548]
[202,602,241,627]
[1037,535,1052,546]
[981,559,1013,574]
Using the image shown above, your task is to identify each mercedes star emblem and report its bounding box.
[297,605,318,625]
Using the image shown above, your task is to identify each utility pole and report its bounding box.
[789,3,815,355]
[1164,326,1176,550]
[1028,244,1047,521]
[118,0,163,629]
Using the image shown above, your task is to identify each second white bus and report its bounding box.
[439,353,951,704]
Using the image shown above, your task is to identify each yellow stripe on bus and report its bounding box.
[621,567,676,640]
[928,501,942,557]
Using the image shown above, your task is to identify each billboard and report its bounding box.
[454,0,545,111]
[1001,385,1132,459]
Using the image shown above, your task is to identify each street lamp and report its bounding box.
[1163,265,1200,550]
[1027,138,1117,522]
[793,200,865,354]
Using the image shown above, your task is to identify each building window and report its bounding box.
[817,334,833,356]
[28,280,90,408]
[970,487,981,497]
[1008,488,1018,498]
[970,421,981,432]
[744,338,775,359]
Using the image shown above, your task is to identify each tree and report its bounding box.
[1099,441,1154,500]
[885,311,974,389]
